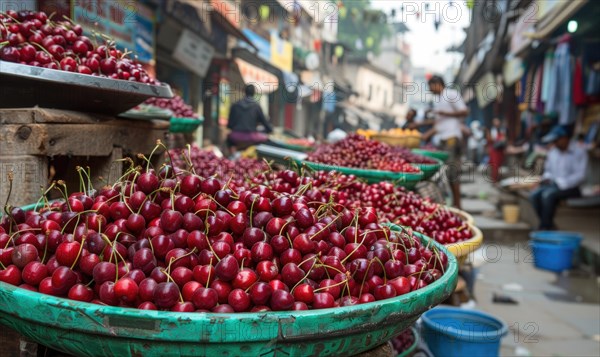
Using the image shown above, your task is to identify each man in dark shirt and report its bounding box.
[226,85,273,151]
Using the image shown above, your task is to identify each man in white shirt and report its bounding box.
[413,76,469,208]
[529,126,588,230]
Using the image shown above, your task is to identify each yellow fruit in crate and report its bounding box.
[356,129,376,139]
[241,146,257,159]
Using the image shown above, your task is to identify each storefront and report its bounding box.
[507,0,600,184]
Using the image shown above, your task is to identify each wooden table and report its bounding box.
[0,108,169,207]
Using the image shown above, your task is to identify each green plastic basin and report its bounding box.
[0,234,457,357]
[411,158,443,180]
[298,160,425,189]
[411,149,449,163]
[268,138,314,152]
[169,117,203,133]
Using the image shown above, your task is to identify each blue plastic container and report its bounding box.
[421,307,507,357]
[530,230,582,250]
[529,241,575,272]
[530,231,582,267]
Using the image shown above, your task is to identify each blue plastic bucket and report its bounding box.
[529,241,575,272]
[530,231,582,267]
[421,307,507,357]
[530,231,582,248]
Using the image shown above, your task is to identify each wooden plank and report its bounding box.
[1,122,168,156]
[0,155,48,207]
[107,146,124,185]
[0,108,171,127]
[0,108,113,124]
[0,109,36,125]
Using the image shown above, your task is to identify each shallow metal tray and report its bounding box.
[0,61,173,115]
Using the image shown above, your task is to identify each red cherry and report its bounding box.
[114,277,139,303]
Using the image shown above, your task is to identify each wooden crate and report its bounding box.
[0,108,169,207]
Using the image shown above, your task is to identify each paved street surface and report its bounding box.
[473,244,600,356]
[456,171,600,356]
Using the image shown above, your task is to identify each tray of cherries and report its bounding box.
[0,10,172,115]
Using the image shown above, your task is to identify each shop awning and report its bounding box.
[524,0,588,40]
[233,58,279,93]
[164,0,211,40]
[337,102,382,131]
[510,0,588,57]
[175,0,256,49]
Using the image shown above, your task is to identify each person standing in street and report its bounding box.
[467,120,486,165]
[529,126,588,230]
[485,118,507,183]
[413,76,469,209]
[226,84,273,154]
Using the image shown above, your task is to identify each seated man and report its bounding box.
[529,126,588,230]
[226,84,273,152]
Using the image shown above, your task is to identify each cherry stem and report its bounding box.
[2,171,17,234]
[206,263,213,287]
[53,181,70,209]
[61,15,75,25]
[70,237,86,270]
[419,204,440,225]
[5,227,40,249]
[166,247,197,275]
[41,233,49,263]
[145,141,164,173]
[112,163,138,190]
[308,214,340,240]
[203,235,221,263]
[30,41,54,58]
[373,257,387,283]
[313,276,349,293]
[59,209,97,234]
[178,145,195,174]
[107,236,128,269]
[278,219,292,236]
[290,256,321,294]
[206,195,234,216]
[76,166,87,195]
[249,196,257,228]
[357,259,376,297]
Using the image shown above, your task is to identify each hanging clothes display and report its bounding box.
[541,51,554,103]
[573,57,587,106]
[587,68,600,96]
[583,40,600,96]
[532,64,544,112]
[545,41,574,125]
[517,65,528,104]
[524,64,535,106]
